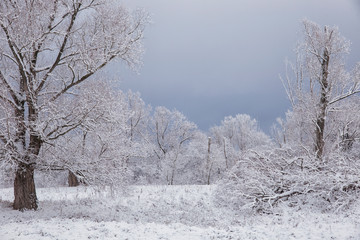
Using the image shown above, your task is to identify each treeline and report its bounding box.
[2,80,272,187]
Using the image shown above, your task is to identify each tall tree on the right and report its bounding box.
[282,19,360,159]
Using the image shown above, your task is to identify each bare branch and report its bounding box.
[36,2,82,94]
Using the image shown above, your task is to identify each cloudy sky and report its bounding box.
[112,0,360,133]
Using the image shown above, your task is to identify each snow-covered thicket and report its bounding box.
[215,146,360,214]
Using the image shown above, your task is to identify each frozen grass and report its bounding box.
[1,185,360,239]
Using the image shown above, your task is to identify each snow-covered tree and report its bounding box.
[125,90,152,144]
[184,133,225,185]
[37,82,151,187]
[282,19,360,159]
[210,114,271,169]
[150,107,198,185]
[0,0,148,210]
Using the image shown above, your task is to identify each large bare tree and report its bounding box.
[0,0,148,210]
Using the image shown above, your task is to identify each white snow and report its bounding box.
[1,185,360,239]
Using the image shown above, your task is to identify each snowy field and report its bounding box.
[1,185,360,240]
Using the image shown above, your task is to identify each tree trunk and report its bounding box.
[13,163,38,211]
[314,47,330,159]
[207,162,213,185]
[207,137,212,185]
[315,114,326,159]
[68,170,80,187]
[223,138,228,169]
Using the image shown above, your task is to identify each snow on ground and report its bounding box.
[1,185,360,239]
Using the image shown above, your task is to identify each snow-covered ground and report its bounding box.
[1,185,360,239]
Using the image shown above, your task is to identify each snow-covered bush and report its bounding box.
[214,146,360,214]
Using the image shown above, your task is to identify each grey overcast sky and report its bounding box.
[109,0,360,133]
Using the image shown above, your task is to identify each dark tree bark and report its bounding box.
[12,98,42,210]
[68,170,80,187]
[314,47,330,159]
[206,137,212,185]
[13,163,38,210]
